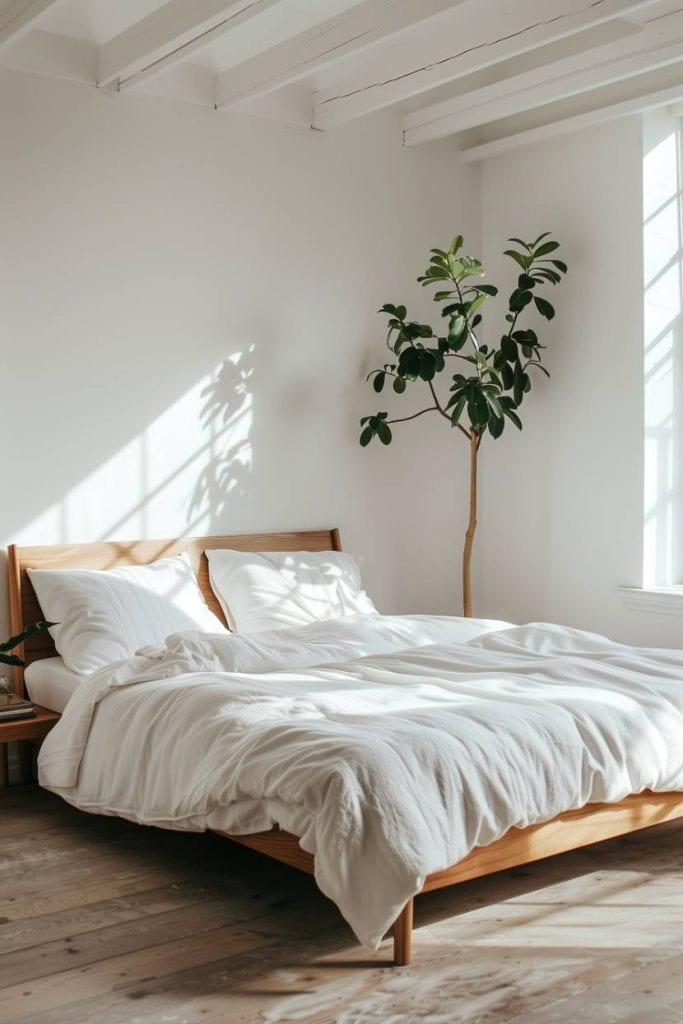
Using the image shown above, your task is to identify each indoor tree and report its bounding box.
[359,233,567,617]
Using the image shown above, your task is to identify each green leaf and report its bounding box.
[467,293,486,317]
[448,314,465,340]
[533,269,561,285]
[417,351,437,381]
[447,255,463,277]
[0,653,25,666]
[486,394,503,419]
[441,302,463,317]
[393,376,407,394]
[488,413,504,439]
[500,335,517,362]
[534,296,555,320]
[509,289,533,312]
[513,360,524,405]
[518,274,536,290]
[477,284,498,296]
[448,234,464,255]
[433,291,453,301]
[504,250,530,271]
[534,240,560,257]
[508,237,533,251]
[373,371,385,393]
[395,305,407,321]
[550,259,568,274]
[379,303,397,315]
[377,421,392,445]
[503,406,522,430]
[450,394,467,426]
[359,425,374,447]
[0,620,56,654]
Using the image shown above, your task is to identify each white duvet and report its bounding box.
[38,614,683,948]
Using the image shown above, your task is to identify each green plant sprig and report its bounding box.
[360,232,567,448]
[0,621,56,667]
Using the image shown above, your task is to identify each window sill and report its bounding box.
[617,586,683,616]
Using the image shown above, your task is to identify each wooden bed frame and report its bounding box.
[7,529,683,966]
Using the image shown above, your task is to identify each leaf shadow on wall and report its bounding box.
[188,351,255,535]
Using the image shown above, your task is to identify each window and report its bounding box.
[643,109,683,589]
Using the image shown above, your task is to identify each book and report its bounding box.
[0,693,35,718]
[0,708,36,721]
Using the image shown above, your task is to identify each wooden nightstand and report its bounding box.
[0,706,60,787]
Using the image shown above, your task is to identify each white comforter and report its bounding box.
[38,615,683,948]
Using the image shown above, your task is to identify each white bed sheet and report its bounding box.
[25,657,86,713]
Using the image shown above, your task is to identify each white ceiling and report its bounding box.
[38,0,167,44]
[1,0,682,160]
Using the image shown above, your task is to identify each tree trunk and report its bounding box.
[462,430,478,617]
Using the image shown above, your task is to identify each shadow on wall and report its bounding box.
[188,351,255,536]
[1,348,257,552]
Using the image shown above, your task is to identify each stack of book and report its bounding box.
[0,693,36,721]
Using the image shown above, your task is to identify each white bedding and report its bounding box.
[24,657,85,713]
[38,615,683,949]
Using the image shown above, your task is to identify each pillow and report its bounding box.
[206,549,377,634]
[28,554,227,674]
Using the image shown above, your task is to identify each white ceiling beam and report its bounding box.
[0,0,61,50]
[227,84,313,130]
[460,68,683,161]
[404,9,683,145]
[215,0,467,110]
[0,28,96,82]
[312,0,661,130]
[98,0,285,89]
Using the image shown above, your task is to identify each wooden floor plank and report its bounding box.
[1,787,682,1024]
[0,893,293,986]
[0,880,227,955]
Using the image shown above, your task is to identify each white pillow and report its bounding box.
[206,549,378,634]
[28,554,227,674]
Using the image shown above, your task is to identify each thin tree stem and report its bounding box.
[387,407,438,425]
[428,380,450,419]
[462,430,478,617]
[427,379,471,438]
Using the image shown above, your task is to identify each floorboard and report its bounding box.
[1,787,682,1023]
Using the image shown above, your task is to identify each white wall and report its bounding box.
[478,115,683,646]
[0,69,481,633]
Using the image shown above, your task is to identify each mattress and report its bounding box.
[24,657,86,713]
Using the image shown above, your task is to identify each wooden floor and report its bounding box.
[1,788,683,1023]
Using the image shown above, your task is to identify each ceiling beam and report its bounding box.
[215,0,467,110]
[460,67,683,161]
[98,0,285,89]
[312,0,661,130]
[0,0,61,50]
[404,8,683,145]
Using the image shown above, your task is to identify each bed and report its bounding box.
[7,529,683,966]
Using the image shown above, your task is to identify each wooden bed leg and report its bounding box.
[392,898,413,966]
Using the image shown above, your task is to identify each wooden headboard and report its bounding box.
[6,528,341,696]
